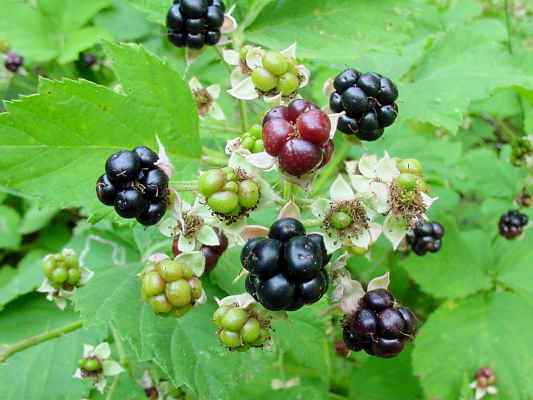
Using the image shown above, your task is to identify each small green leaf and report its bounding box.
[0,205,21,250]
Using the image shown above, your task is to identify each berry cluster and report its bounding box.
[262,99,334,176]
[166,0,225,49]
[499,210,528,239]
[96,146,169,226]
[213,304,270,349]
[77,357,102,377]
[251,51,300,96]
[172,227,228,272]
[240,124,264,153]
[4,52,23,73]
[343,289,416,358]
[199,167,260,220]
[42,249,83,290]
[141,258,203,317]
[330,68,398,141]
[242,218,329,311]
[407,221,445,256]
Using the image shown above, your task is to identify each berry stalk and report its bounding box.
[0,320,83,363]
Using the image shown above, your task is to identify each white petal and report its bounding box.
[188,76,203,91]
[155,135,175,179]
[79,267,94,286]
[240,225,269,241]
[245,152,276,170]
[197,225,220,246]
[83,344,95,358]
[245,47,264,69]
[339,277,365,315]
[367,222,382,244]
[345,160,359,175]
[278,201,301,220]
[225,137,242,155]
[383,214,408,250]
[330,175,354,202]
[375,155,400,183]
[487,386,497,395]
[175,251,205,277]
[330,253,349,272]
[323,232,342,253]
[328,112,342,139]
[139,371,153,389]
[475,387,487,400]
[367,272,390,292]
[358,154,379,178]
[195,288,207,305]
[206,84,221,100]
[220,14,237,34]
[228,152,253,175]
[147,253,169,264]
[73,368,83,379]
[54,297,67,310]
[230,68,247,88]
[102,360,125,376]
[257,176,282,204]
[351,229,371,249]
[322,77,334,97]
[310,198,330,219]
[37,279,55,294]
[280,43,297,59]
[94,342,111,360]
[263,92,283,105]
[222,49,239,65]
[295,64,310,88]
[177,234,196,252]
[209,102,225,121]
[421,192,438,209]
[350,175,372,194]
[185,47,203,66]
[227,77,258,100]
[370,181,391,214]
[218,293,257,309]
[95,377,107,393]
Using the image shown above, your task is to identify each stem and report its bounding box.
[239,100,249,134]
[172,180,198,191]
[312,138,351,196]
[0,320,83,363]
[283,180,293,201]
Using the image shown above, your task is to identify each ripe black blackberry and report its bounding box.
[329,68,399,141]
[166,0,225,49]
[407,221,444,256]
[499,210,528,239]
[241,218,329,311]
[342,289,417,358]
[96,146,169,226]
[4,52,24,73]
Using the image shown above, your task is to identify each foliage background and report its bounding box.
[0,0,533,399]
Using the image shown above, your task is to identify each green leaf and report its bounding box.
[122,0,168,24]
[0,0,112,63]
[19,203,58,235]
[401,218,493,299]
[0,250,48,308]
[93,0,156,41]
[210,247,244,295]
[494,233,533,296]
[0,42,200,215]
[349,348,422,399]
[0,205,21,250]
[413,292,533,400]
[400,19,533,133]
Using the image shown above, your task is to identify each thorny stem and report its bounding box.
[0,320,83,363]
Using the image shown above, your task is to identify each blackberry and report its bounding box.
[342,288,417,358]
[242,218,330,311]
[407,221,445,256]
[200,228,228,272]
[166,0,226,49]
[4,52,23,73]
[330,68,399,141]
[96,146,169,226]
[499,210,528,239]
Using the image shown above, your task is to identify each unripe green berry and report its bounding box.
[181,264,194,280]
[262,51,289,76]
[331,211,352,230]
[347,246,368,256]
[227,206,242,217]
[51,267,68,284]
[67,268,81,286]
[219,329,241,348]
[241,137,255,151]
[397,159,422,175]
[208,191,240,214]
[78,359,86,368]
[253,140,264,153]
[165,280,192,307]
[213,306,231,327]
[241,318,261,344]
[64,253,78,269]
[277,72,299,96]
[149,294,173,314]
[43,258,56,277]
[199,169,226,197]
[396,173,418,191]
[251,68,278,92]
[221,308,249,332]
[157,260,183,282]
[142,271,165,297]
[249,125,262,139]
[188,277,203,300]
[225,172,237,182]
[84,358,101,372]
[223,181,239,193]
[238,180,260,209]
[252,328,270,346]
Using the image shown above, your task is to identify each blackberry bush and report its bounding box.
[329,68,399,141]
